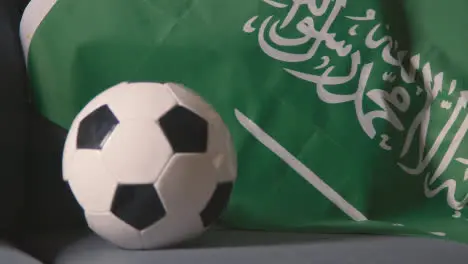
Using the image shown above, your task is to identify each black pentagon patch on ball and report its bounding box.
[77,104,119,149]
[200,182,233,227]
[159,106,208,153]
[111,184,166,231]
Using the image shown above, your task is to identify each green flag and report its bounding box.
[21,0,468,243]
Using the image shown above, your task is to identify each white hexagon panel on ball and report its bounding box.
[62,82,237,250]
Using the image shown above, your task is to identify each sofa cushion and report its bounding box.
[17,110,86,232]
[0,0,29,235]
[12,0,85,235]
[15,229,468,264]
[0,241,42,264]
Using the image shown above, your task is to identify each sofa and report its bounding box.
[3,0,468,263]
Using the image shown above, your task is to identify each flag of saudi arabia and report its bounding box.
[21,0,468,244]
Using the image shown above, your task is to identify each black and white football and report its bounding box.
[62,82,237,250]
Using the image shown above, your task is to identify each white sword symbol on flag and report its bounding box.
[234,109,368,222]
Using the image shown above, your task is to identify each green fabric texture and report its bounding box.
[24,0,468,243]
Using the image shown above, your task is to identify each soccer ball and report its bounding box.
[62,82,237,249]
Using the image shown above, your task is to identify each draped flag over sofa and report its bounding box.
[20,0,468,244]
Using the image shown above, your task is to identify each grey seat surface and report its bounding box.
[0,241,42,264]
[16,229,468,264]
